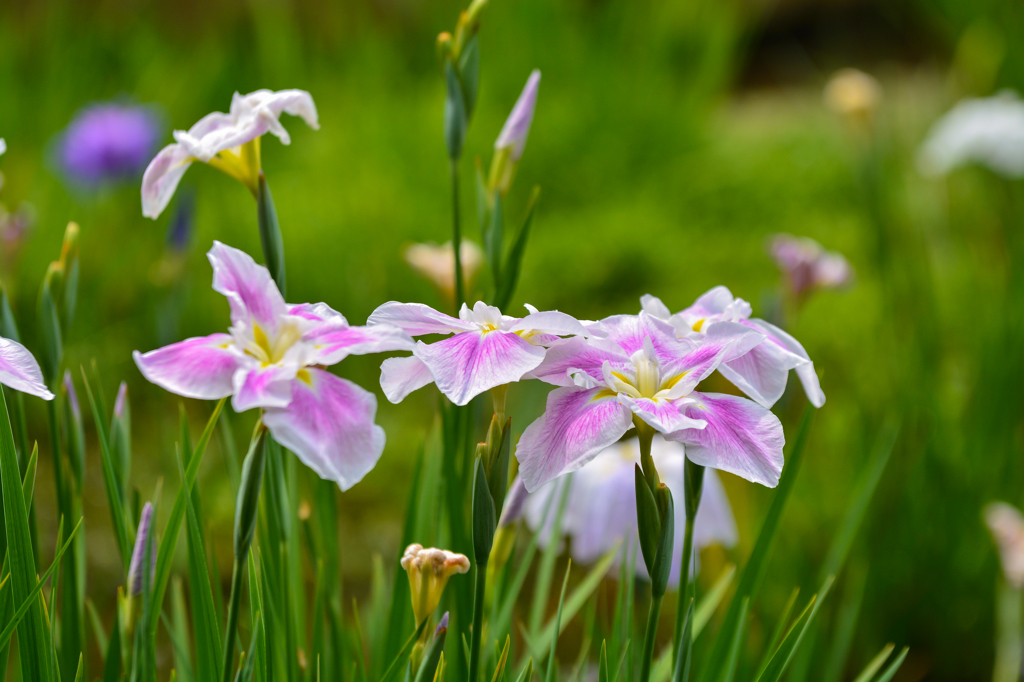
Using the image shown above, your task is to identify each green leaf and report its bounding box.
[850,644,894,682]
[0,390,51,682]
[149,398,225,637]
[102,605,122,682]
[177,446,224,682]
[444,61,467,161]
[698,407,814,682]
[544,561,572,682]
[494,187,539,311]
[379,619,428,682]
[599,641,609,682]
[528,475,573,635]
[693,565,735,639]
[472,457,496,564]
[485,193,504,292]
[754,577,835,682]
[821,565,867,682]
[257,174,287,296]
[872,647,908,682]
[413,620,448,682]
[37,274,63,385]
[457,35,480,119]
[650,486,675,598]
[672,600,693,682]
[721,598,749,682]
[80,368,132,570]
[754,588,800,679]
[634,465,661,579]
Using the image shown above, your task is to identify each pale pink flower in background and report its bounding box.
[768,234,853,298]
[404,240,484,303]
[142,89,319,219]
[516,310,782,491]
[643,286,826,409]
[505,437,737,586]
[369,300,588,406]
[134,241,412,490]
[986,502,1024,589]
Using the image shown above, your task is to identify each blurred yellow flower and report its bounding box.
[404,241,483,304]
[401,544,470,625]
[823,68,881,125]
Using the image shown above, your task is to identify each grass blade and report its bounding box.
[544,561,572,682]
[872,647,908,682]
[693,565,735,639]
[850,644,894,682]
[754,576,834,682]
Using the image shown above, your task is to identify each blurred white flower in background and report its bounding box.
[918,90,1024,179]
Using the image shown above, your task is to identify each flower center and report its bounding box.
[247,322,302,366]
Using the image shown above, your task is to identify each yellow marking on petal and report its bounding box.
[692,319,705,332]
[590,388,618,402]
[481,324,498,334]
[610,371,631,384]
[252,324,272,357]
[661,372,688,390]
[297,369,313,386]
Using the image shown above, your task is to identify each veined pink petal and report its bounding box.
[262,369,384,491]
[367,301,475,336]
[717,339,797,408]
[134,334,238,400]
[141,143,193,219]
[662,321,764,394]
[512,309,589,337]
[232,365,295,412]
[667,392,784,488]
[208,241,287,334]
[639,294,671,320]
[306,323,414,366]
[737,318,825,407]
[516,386,633,492]
[682,286,736,319]
[380,355,435,404]
[414,331,545,406]
[619,395,707,434]
[599,312,685,360]
[527,336,629,386]
[0,337,54,401]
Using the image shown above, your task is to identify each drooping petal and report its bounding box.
[414,331,545,406]
[735,318,825,408]
[639,294,671,320]
[133,333,238,400]
[0,337,53,400]
[207,241,287,334]
[516,386,633,492]
[512,309,589,337]
[380,355,436,404]
[294,303,414,365]
[527,335,630,386]
[232,365,295,412]
[238,89,320,141]
[716,340,796,409]
[682,286,736,319]
[661,321,764,395]
[141,143,194,219]
[667,392,784,488]
[367,301,475,336]
[262,369,384,491]
[620,395,707,434]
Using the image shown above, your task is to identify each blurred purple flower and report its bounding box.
[128,502,155,596]
[59,103,161,185]
[495,70,540,162]
[768,234,853,299]
[63,370,80,420]
[166,188,195,254]
[114,381,128,419]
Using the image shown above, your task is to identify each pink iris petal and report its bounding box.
[598,312,684,360]
[232,365,295,412]
[619,395,707,434]
[133,333,238,400]
[661,321,764,394]
[516,386,634,492]
[511,310,589,337]
[208,241,287,335]
[306,323,414,366]
[414,331,546,406]
[681,286,736,320]
[667,391,785,488]
[262,369,384,491]
[380,355,436,404]
[639,294,672,320]
[141,143,194,220]
[367,301,475,336]
[527,336,629,387]
[716,339,797,409]
[0,337,54,401]
[734,318,824,408]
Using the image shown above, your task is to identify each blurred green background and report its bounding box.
[1,0,1022,678]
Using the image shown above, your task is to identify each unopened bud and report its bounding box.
[401,544,470,625]
[128,502,155,596]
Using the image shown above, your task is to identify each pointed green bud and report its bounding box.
[634,463,661,578]
[234,423,268,560]
[472,454,496,565]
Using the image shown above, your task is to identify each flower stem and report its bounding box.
[673,515,695,667]
[450,159,465,313]
[221,558,244,682]
[468,558,487,682]
[635,420,659,491]
[640,594,664,682]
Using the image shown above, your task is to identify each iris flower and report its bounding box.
[368,300,588,406]
[515,310,784,490]
[507,438,737,586]
[0,333,54,401]
[642,287,825,410]
[768,234,853,299]
[134,241,412,490]
[917,90,1024,179]
[489,70,541,195]
[142,89,319,219]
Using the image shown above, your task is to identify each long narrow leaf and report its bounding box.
[872,647,909,682]
[850,644,894,682]
[754,577,834,682]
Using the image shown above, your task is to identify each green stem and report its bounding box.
[450,159,465,312]
[468,559,487,682]
[673,516,695,667]
[636,420,658,491]
[640,594,664,682]
[221,559,244,682]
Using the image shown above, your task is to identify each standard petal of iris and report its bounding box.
[232,365,295,412]
[380,355,436,404]
[0,338,54,400]
[367,301,474,336]
[414,331,545,406]
[262,369,385,491]
[599,312,685,360]
[527,335,629,386]
[305,321,414,366]
[207,241,287,333]
[742,318,825,408]
[619,395,707,434]
[512,310,589,337]
[662,321,764,394]
[667,392,785,488]
[141,143,193,219]
[717,338,800,408]
[133,333,238,400]
[516,386,633,492]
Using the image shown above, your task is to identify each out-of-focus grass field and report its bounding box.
[1,0,1022,678]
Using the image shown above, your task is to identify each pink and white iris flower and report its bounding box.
[134,241,413,490]
[509,438,737,586]
[368,301,589,406]
[642,287,825,410]
[516,310,784,491]
[0,336,54,401]
[142,89,319,219]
